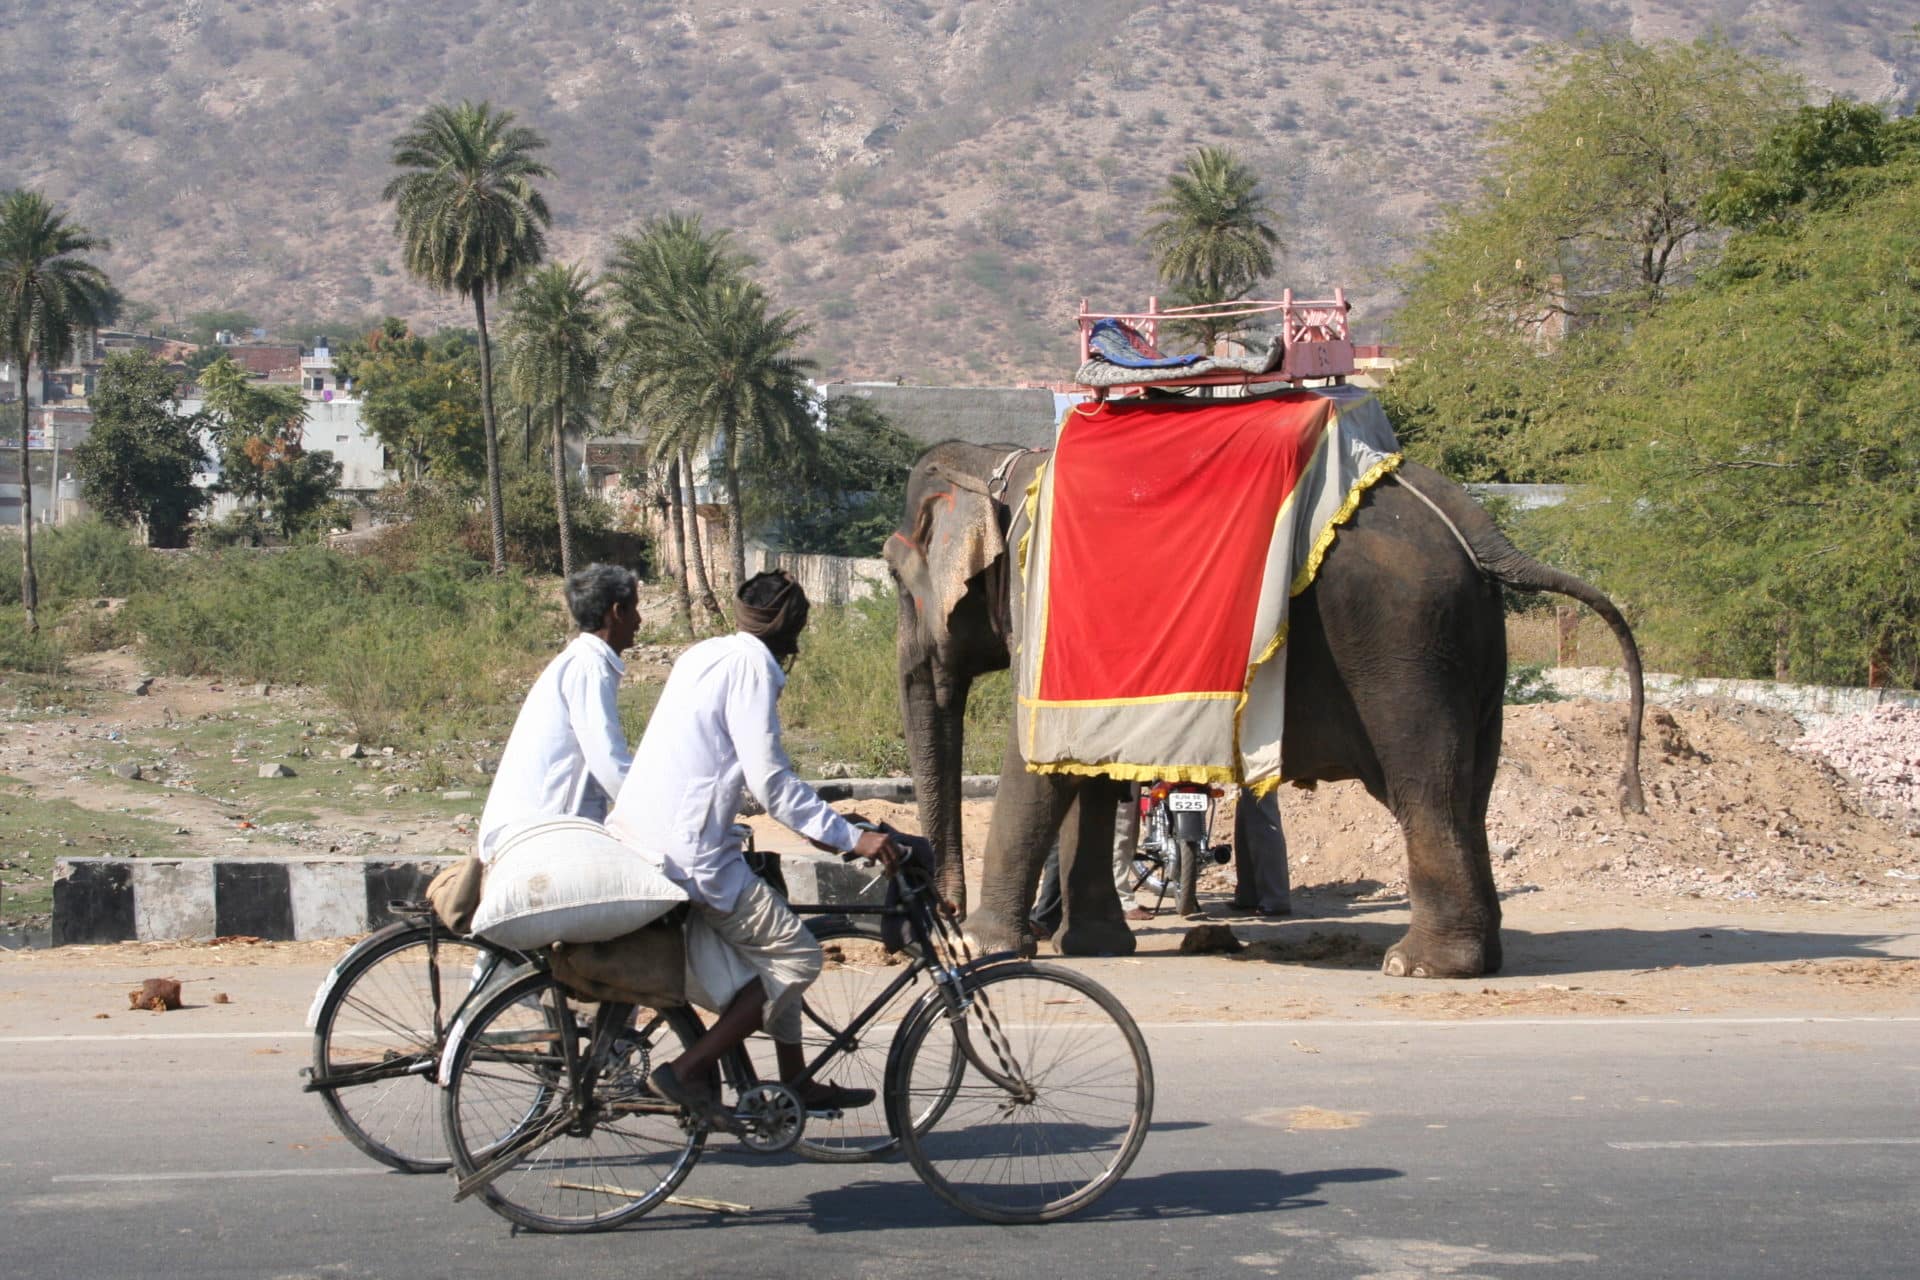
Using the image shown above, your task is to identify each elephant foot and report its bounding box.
[1381,927,1501,979]
[1056,917,1138,958]
[963,909,1038,960]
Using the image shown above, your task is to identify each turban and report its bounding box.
[735,570,810,657]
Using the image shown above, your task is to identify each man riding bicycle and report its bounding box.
[477,563,641,860]
[606,569,898,1123]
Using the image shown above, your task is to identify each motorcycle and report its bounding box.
[1131,781,1232,918]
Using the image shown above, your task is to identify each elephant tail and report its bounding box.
[1392,463,1647,815]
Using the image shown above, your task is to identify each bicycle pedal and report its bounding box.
[805,1106,845,1120]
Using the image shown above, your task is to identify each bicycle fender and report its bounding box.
[304,919,420,1029]
[437,970,549,1087]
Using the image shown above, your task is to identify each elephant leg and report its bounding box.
[1056,775,1137,957]
[967,728,1075,958]
[1375,601,1509,978]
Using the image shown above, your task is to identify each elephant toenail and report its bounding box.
[1383,955,1407,976]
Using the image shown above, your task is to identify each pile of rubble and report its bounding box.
[1792,706,1920,836]
[1247,697,1920,907]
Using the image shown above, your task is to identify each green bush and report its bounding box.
[0,610,66,674]
[779,591,1010,776]
[125,547,564,743]
[365,475,650,579]
[0,521,161,607]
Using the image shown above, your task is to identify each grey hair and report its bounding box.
[565,563,639,631]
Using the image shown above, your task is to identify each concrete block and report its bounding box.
[52,860,136,945]
[214,861,294,939]
[780,852,887,908]
[132,859,216,942]
[289,860,368,938]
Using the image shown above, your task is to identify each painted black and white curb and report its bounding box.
[51,851,886,946]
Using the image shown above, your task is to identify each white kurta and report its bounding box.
[607,632,859,912]
[477,632,633,861]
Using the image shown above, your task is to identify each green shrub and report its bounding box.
[779,591,1011,776]
[1504,662,1564,705]
[0,611,66,674]
[125,547,564,742]
[0,521,161,607]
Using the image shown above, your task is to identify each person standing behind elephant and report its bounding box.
[1231,787,1292,916]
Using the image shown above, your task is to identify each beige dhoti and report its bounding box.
[682,875,822,1043]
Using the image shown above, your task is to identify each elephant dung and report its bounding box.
[1179,923,1244,955]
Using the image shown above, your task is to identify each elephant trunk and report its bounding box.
[900,633,970,912]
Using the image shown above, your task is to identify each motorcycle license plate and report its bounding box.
[1167,793,1208,812]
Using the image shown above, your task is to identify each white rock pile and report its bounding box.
[1792,706,1920,833]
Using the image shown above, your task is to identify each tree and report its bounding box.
[505,263,603,580]
[648,276,817,593]
[746,397,920,555]
[604,214,751,629]
[1143,145,1282,352]
[72,350,206,547]
[1385,36,1804,482]
[0,189,114,631]
[1703,100,1890,230]
[338,319,486,483]
[1529,109,1920,685]
[198,353,337,542]
[384,100,552,573]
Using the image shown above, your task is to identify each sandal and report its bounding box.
[796,1080,877,1112]
[649,1064,741,1133]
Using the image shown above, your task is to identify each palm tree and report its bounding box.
[603,214,749,628]
[657,276,818,591]
[0,190,113,632]
[384,101,551,574]
[1144,146,1283,352]
[504,263,603,580]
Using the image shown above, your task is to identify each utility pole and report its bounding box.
[47,417,59,527]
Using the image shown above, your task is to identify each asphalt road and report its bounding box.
[4,1003,1917,1280]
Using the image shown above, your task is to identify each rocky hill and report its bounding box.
[3,0,1913,381]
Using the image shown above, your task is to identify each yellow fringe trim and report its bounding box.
[1290,452,1403,600]
[1245,774,1285,798]
[1024,760,1240,786]
[1019,689,1240,709]
[1231,444,1404,779]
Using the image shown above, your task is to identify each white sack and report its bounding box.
[471,816,687,950]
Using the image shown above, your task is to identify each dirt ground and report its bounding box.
[3,652,1917,1024]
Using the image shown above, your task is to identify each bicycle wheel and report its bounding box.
[750,917,959,1163]
[442,971,708,1233]
[310,923,521,1172]
[893,961,1153,1224]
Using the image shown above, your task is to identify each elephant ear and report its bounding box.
[885,463,1005,654]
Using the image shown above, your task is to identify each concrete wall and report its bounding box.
[743,539,892,605]
[1545,666,1920,728]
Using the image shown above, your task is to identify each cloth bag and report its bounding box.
[551,909,689,1006]
[546,910,761,1013]
[471,816,688,950]
[424,854,485,935]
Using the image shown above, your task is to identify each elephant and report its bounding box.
[884,439,1646,979]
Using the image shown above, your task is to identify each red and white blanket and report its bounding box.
[1012,386,1401,791]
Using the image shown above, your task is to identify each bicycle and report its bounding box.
[304,905,931,1173]
[438,853,1155,1230]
